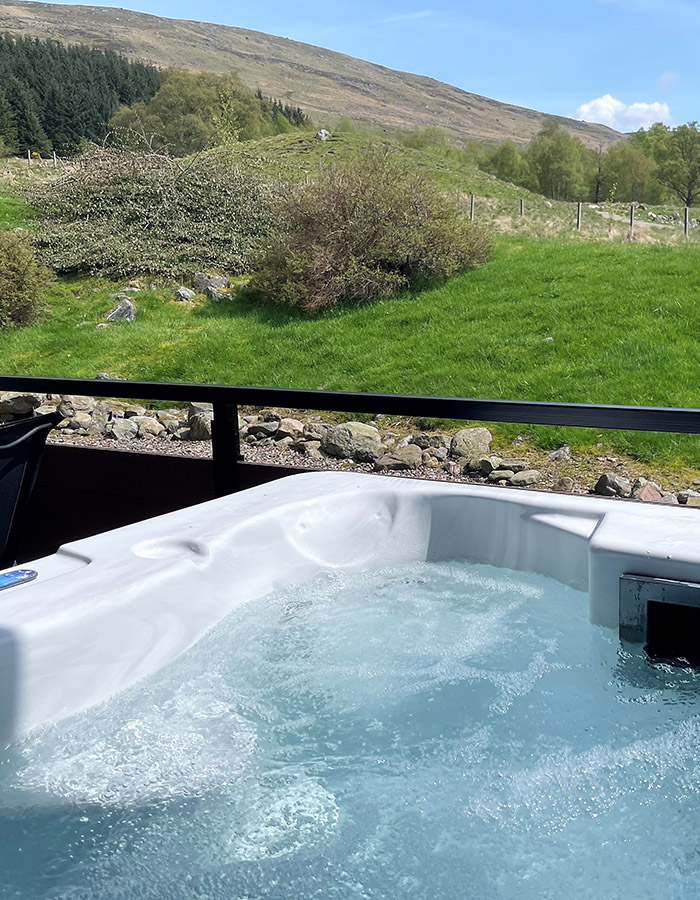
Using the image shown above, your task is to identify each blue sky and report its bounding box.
[43,0,699,129]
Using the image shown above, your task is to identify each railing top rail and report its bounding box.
[1,374,700,434]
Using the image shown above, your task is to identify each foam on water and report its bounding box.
[2,561,700,899]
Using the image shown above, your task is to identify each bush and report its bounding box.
[250,150,493,311]
[0,230,49,328]
[26,144,280,278]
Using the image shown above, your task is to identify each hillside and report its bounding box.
[0,0,623,150]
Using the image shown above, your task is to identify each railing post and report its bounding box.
[212,401,242,497]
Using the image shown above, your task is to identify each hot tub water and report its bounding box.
[1,560,700,899]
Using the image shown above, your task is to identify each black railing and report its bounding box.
[2,374,700,497]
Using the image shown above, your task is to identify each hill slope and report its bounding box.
[0,0,622,149]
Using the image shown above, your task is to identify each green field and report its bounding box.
[3,141,700,470]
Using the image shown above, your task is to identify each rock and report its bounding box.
[412,433,451,450]
[303,422,328,441]
[247,421,280,438]
[124,405,146,418]
[658,493,679,505]
[171,427,191,441]
[87,400,112,436]
[108,417,138,440]
[34,403,58,416]
[552,476,574,493]
[684,497,700,507]
[276,418,304,440]
[315,129,330,141]
[188,401,213,420]
[678,489,700,505]
[374,444,423,471]
[423,456,441,469]
[631,478,663,502]
[487,470,514,483]
[510,469,542,486]
[94,372,127,381]
[478,455,503,475]
[95,321,109,328]
[544,201,553,208]
[194,273,227,293]
[548,446,571,462]
[189,413,213,441]
[396,436,413,448]
[594,473,631,497]
[133,416,165,439]
[442,461,462,477]
[68,411,92,430]
[321,422,386,462]
[450,427,492,459]
[634,483,663,502]
[291,439,321,455]
[173,286,196,302]
[165,419,186,435]
[104,295,137,322]
[433,447,449,461]
[498,459,529,473]
[261,409,281,422]
[58,395,96,417]
[0,391,44,417]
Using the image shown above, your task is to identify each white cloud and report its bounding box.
[576,94,671,131]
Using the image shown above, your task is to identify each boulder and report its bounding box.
[478,456,503,475]
[594,473,631,497]
[0,391,44,417]
[498,459,529,473]
[374,444,423,471]
[276,418,304,440]
[321,422,386,462]
[549,445,571,462]
[133,416,165,439]
[552,476,574,493]
[187,401,213,421]
[87,400,113,436]
[678,489,700,505]
[450,427,492,459]
[104,295,137,322]
[58,395,96,417]
[189,413,213,441]
[124,405,146,419]
[315,129,330,142]
[487,470,514,483]
[510,469,542,486]
[631,478,663,502]
[194,273,227,293]
[68,412,92,430]
[412,433,451,450]
[173,286,196,302]
[108,417,138,440]
[658,493,679,505]
[247,421,280,438]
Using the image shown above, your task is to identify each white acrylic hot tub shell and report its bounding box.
[2,470,700,742]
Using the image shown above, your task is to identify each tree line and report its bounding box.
[0,34,161,156]
[480,119,700,207]
[109,71,311,156]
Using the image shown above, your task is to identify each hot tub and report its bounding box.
[2,471,700,899]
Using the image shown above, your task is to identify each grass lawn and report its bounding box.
[3,234,700,467]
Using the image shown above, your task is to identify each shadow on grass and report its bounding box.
[190,277,452,328]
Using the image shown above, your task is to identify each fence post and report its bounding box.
[685,207,690,237]
[630,204,635,234]
[212,401,242,496]
[577,202,582,231]
[470,193,475,222]
[519,198,524,217]
[52,151,57,169]
[27,149,31,168]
